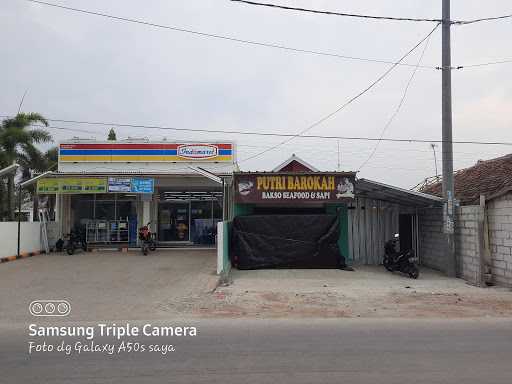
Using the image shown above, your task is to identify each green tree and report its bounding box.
[0,113,52,220]
[107,128,117,140]
[19,146,59,220]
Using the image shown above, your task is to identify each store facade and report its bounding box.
[217,155,445,273]
[38,140,235,247]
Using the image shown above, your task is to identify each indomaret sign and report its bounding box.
[234,172,356,203]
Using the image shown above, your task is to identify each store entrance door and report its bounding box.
[158,202,190,242]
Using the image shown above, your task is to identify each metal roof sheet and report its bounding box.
[357,178,444,207]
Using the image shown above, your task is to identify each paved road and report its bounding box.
[2,319,512,383]
[0,249,218,322]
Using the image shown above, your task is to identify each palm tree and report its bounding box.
[0,113,52,220]
[22,147,59,220]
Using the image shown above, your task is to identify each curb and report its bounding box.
[1,251,44,264]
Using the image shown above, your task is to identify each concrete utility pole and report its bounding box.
[442,0,457,277]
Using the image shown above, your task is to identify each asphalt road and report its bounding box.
[2,319,512,383]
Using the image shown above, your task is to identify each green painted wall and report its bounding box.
[233,203,254,217]
[325,204,350,262]
[222,221,231,274]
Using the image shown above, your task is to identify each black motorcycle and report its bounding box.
[383,234,419,279]
[66,228,87,255]
[138,222,156,256]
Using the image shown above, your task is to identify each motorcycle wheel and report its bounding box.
[408,266,419,279]
[383,257,393,272]
[66,245,75,255]
[142,244,148,256]
[149,240,156,252]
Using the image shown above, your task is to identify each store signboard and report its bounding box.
[37,178,107,194]
[234,173,356,204]
[59,142,234,163]
[131,178,154,194]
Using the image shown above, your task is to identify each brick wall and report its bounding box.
[486,192,512,287]
[455,206,482,285]
[418,208,445,271]
[419,206,482,285]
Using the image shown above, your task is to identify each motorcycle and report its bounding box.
[138,222,156,255]
[383,234,419,279]
[66,228,87,255]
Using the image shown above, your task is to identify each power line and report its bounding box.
[457,58,512,69]
[238,23,441,163]
[23,0,437,70]
[358,27,434,171]
[454,14,512,25]
[231,0,442,23]
[4,113,512,146]
[11,119,512,147]
[231,0,512,26]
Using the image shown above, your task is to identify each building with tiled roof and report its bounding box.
[421,154,512,205]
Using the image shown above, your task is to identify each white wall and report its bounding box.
[0,222,41,258]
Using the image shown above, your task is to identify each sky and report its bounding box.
[1,0,511,188]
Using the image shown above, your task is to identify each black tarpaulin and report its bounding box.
[231,215,344,270]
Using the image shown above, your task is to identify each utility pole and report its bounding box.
[442,0,457,277]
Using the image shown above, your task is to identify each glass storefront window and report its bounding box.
[70,194,137,244]
[71,195,94,230]
[158,202,190,242]
[95,201,115,221]
[213,198,223,220]
[191,201,213,244]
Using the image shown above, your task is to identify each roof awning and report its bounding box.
[356,178,444,207]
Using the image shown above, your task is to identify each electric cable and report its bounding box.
[23,0,437,69]
[237,23,440,164]
[230,0,442,23]
[231,1,512,26]
[3,115,512,147]
[358,27,433,171]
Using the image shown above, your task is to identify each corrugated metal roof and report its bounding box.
[357,178,444,207]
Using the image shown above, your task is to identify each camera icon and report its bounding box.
[29,300,71,317]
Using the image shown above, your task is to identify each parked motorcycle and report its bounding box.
[138,222,156,255]
[383,234,419,279]
[66,228,87,255]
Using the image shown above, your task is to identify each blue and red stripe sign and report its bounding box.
[59,142,234,163]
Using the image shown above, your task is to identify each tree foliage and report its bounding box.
[0,113,53,220]
[108,128,117,141]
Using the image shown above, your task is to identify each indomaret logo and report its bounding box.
[177,144,218,159]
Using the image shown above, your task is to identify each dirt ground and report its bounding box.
[164,266,512,318]
[2,251,511,321]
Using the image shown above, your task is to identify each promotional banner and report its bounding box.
[234,173,356,204]
[37,178,108,194]
[36,179,60,193]
[108,178,132,193]
[38,178,154,194]
[131,178,154,194]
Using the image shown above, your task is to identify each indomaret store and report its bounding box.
[37,140,235,247]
